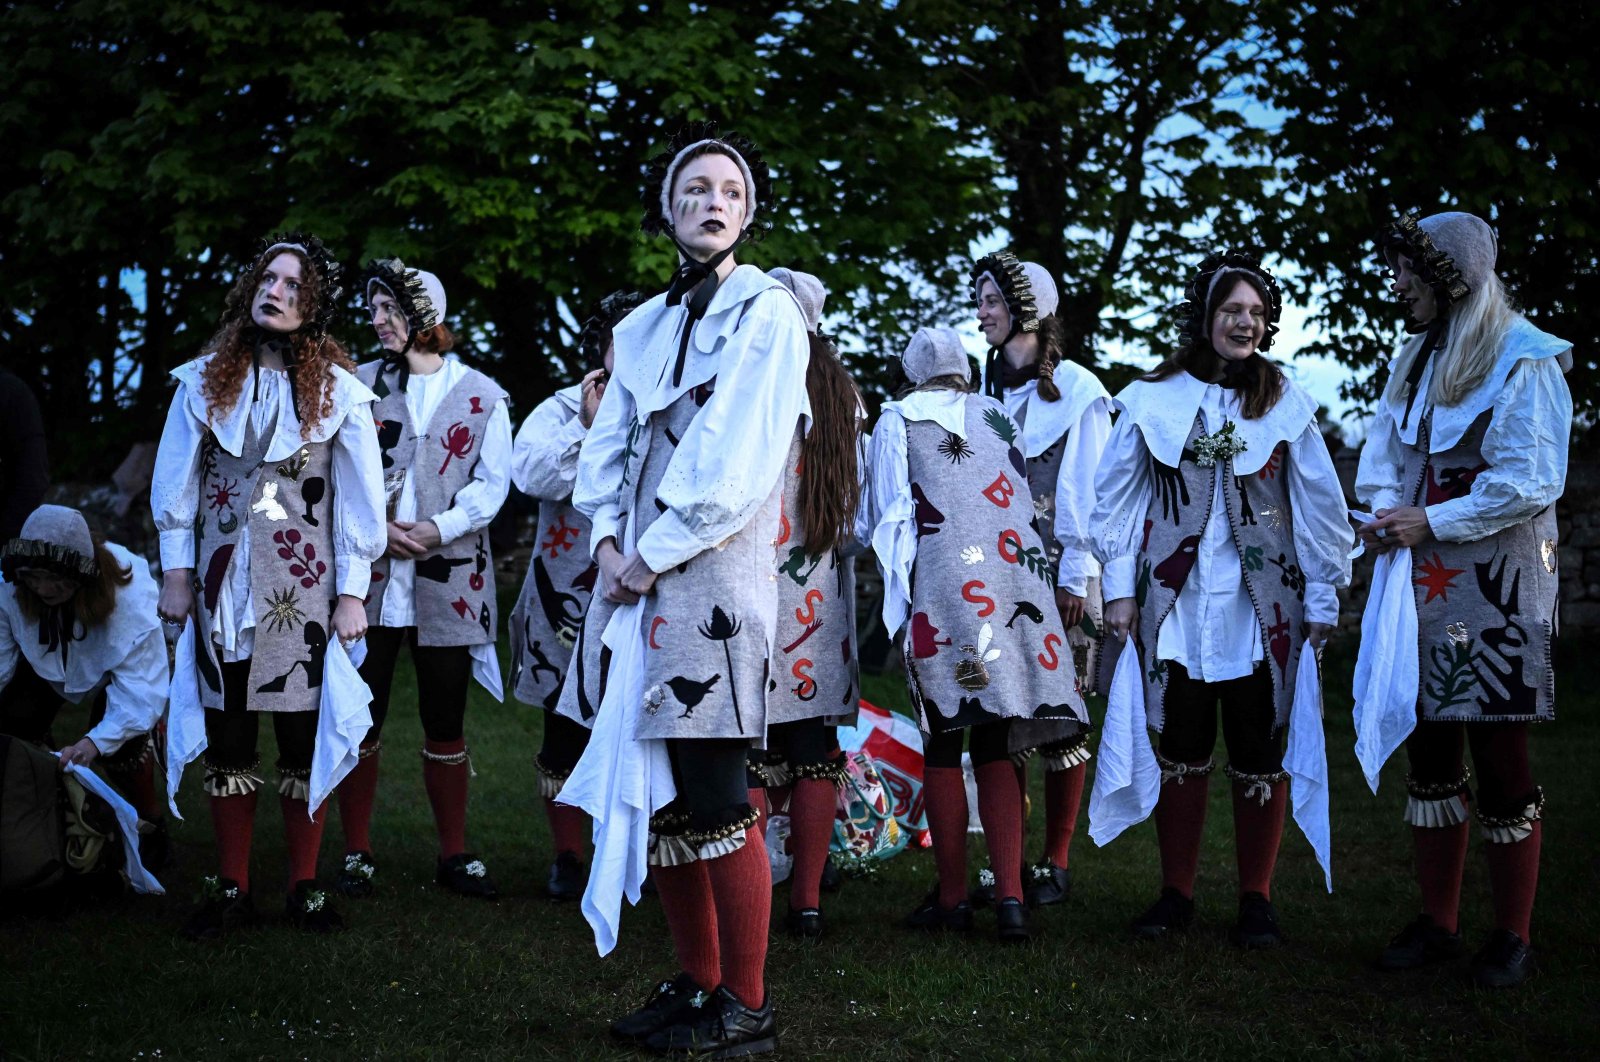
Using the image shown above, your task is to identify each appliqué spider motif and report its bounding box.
[264,586,306,632]
[937,432,974,464]
[207,478,240,513]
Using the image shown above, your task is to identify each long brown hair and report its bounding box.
[13,538,133,631]
[196,248,355,438]
[1142,271,1285,420]
[798,334,862,551]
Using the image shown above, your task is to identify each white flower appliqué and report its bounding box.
[1193,420,1249,468]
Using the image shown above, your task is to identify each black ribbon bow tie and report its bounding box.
[662,238,740,388]
[251,332,302,421]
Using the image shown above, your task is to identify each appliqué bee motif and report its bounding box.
[954,622,1002,691]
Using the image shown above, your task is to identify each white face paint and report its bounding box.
[252,251,306,333]
[1209,278,1267,362]
[671,151,746,262]
[368,290,409,353]
[975,277,1011,346]
[1387,251,1438,325]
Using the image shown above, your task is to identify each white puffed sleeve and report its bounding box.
[514,393,589,502]
[863,409,915,637]
[1089,413,1155,603]
[1354,404,1407,516]
[573,376,635,556]
[85,629,169,756]
[151,385,206,573]
[1286,420,1355,625]
[431,397,513,546]
[1426,357,1572,543]
[330,400,387,598]
[634,292,810,573]
[1053,396,1113,596]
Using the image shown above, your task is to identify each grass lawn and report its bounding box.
[3,637,1595,1060]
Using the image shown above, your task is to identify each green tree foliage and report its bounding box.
[1259,0,1598,419]
[1,1,1592,480]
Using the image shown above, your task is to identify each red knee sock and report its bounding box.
[1485,819,1542,943]
[975,760,1024,903]
[337,747,381,853]
[1155,773,1210,897]
[923,766,970,909]
[1233,779,1289,899]
[279,793,328,885]
[1043,763,1087,868]
[209,791,257,891]
[545,798,589,858]
[788,778,836,911]
[653,861,719,990]
[706,833,772,1009]
[116,754,164,823]
[1413,806,1471,933]
[422,738,470,859]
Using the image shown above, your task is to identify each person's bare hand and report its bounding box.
[157,568,194,625]
[1365,506,1432,552]
[1305,621,1334,651]
[596,539,638,604]
[405,520,443,552]
[1054,588,1086,630]
[332,594,369,646]
[579,369,608,428]
[1104,597,1138,640]
[615,549,659,597]
[386,520,426,559]
[58,737,100,769]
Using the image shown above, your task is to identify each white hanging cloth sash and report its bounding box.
[1088,636,1161,845]
[1284,638,1332,891]
[1352,549,1418,793]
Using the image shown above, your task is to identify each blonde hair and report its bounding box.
[1385,272,1517,409]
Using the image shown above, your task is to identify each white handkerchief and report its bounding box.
[308,638,374,817]
[1088,637,1161,846]
[1284,639,1332,892]
[1352,549,1419,793]
[64,763,164,895]
[164,619,207,820]
[562,601,676,957]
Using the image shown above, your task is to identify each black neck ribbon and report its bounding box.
[1401,318,1448,430]
[250,331,301,422]
[663,235,742,388]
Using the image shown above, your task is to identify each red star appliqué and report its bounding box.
[1414,552,1466,603]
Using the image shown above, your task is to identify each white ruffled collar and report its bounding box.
[611,264,803,420]
[1383,316,1572,452]
[880,389,970,438]
[172,353,376,462]
[1114,369,1317,476]
[1003,361,1111,458]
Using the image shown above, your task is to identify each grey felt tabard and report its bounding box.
[1126,415,1307,733]
[193,418,335,713]
[900,397,1087,737]
[359,361,508,647]
[768,429,859,728]
[1404,412,1558,723]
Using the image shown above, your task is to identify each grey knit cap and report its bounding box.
[1417,212,1497,291]
[767,267,826,333]
[2,504,98,581]
[902,327,971,384]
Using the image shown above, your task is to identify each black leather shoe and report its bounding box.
[1471,928,1535,988]
[546,850,585,901]
[969,866,996,909]
[1379,914,1462,971]
[903,890,974,932]
[436,853,499,900]
[182,876,257,940]
[996,897,1029,942]
[784,906,824,939]
[1232,891,1283,949]
[285,879,344,933]
[644,985,777,1057]
[335,850,377,899]
[1025,860,1071,907]
[610,972,706,1043]
[1132,887,1194,939]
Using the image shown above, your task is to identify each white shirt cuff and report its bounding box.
[159,530,195,573]
[1103,554,1138,603]
[1304,581,1339,627]
[1423,501,1472,543]
[588,505,621,559]
[431,508,472,547]
[336,556,373,599]
[84,721,126,757]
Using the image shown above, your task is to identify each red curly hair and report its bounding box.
[195,247,355,437]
